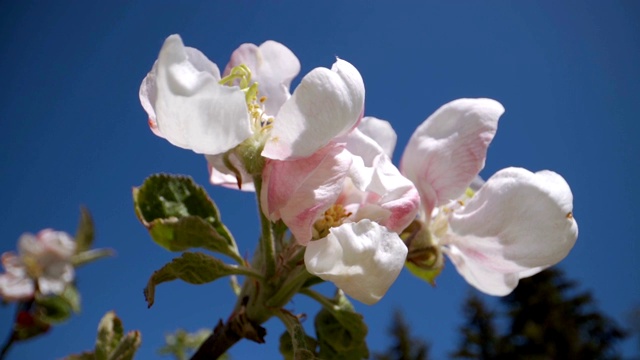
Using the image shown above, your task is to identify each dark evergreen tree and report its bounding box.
[452,268,627,360]
[450,294,499,359]
[375,310,430,360]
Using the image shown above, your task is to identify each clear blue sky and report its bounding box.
[1,1,638,359]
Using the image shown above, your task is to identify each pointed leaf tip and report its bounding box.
[144,252,259,307]
[75,206,94,254]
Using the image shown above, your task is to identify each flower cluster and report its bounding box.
[0,229,76,301]
[140,35,578,304]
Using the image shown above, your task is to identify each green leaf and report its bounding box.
[143,252,262,308]
[65,311,140,360]
[72,248,115,268]
[95,311,124,360]
[147,216,241,262]
[107,330,141,360]
[62,285,81,313]
[35,294,74,324]
[75,206,95,254]
[275,309,317,360]
[133,174,240,262]
[314,291,369,360]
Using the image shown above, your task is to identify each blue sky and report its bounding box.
[1,1,638,359]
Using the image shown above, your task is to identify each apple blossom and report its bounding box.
[140,35,365,190]
[261,127,419,304]
[139,34,251,156]
[0,229,76,301]
[205,40,301,191]
[398,98,578,295]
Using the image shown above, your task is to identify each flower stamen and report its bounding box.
[312,204,353,239]
[220,64,275,134]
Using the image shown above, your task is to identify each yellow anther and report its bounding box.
[312,204,353,239]
[260,96,267,103]
[566,212,573,219]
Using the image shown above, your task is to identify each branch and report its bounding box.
[190,297,266,360]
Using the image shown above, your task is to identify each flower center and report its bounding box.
[219,64,273,133]
[312,204,353,239]
[22,255,44,279]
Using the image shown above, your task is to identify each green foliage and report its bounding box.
[143,252,261,308]
[71,207,113,267]
[450,294,497,359]
[75,206,94,254]
[35,285,81,324]
[276,309,317,360]
[64,311,141,360]
[452,268,627,360]
[314,291,369,360]
[133,174,241,263]
[374,310,430,360]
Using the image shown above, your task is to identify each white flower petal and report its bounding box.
[401,98,504,215]
[0,273,34,301]
[444,167,578,295]
[304,220,407,305]
[139,61,162,136]
[224,41,300,115]
[262,59,365,160]
[146,34,252,155]
[443,246,518,296]
[1,253,26,278]
[343,128,385,191]
[38,261,74,295]
[357,116,397,159]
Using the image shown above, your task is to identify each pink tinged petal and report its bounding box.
[357,116,397,159]
[443,246,519,296]
[224,41,301,115]
[444,167,578,295]
[205,153,256,192]
[304,220,408,305]
[0,253,33,301]
[366,155,420,233]
[1,253,26,278]
[401,98,504,215]
[262,59,365,160]
[37,230,76,259]
[261,144,352,245]
[0,274,34,301]
[340,134,420,233]
[149,34,252,155]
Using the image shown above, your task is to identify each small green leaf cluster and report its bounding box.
[64,311,141,360]
[133,174,373,359]
[133,175,258,309]
[279,290,369,360]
